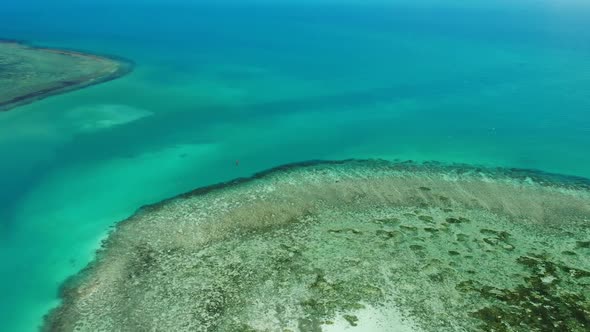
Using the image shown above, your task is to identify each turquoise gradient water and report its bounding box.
[1,1,589,331]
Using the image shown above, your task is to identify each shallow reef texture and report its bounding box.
[0,40,132,111]
[44,160,590,332]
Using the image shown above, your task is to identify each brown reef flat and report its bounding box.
[0,39,132,111]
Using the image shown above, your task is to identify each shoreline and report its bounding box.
[0,39,134,112]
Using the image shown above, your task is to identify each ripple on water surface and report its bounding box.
[44,160,590,332]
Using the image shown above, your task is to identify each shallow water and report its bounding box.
[1,1,590,331]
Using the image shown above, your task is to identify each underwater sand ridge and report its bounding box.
[44,160,590,332]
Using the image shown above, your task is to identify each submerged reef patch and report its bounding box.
[43,160,590,331]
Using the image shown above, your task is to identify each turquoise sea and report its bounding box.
[1,0,590,330]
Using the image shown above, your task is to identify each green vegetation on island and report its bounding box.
[0,40,132,112]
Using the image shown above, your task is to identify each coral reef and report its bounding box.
[43,160,590,331]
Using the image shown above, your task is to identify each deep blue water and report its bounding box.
[1,1,589,330]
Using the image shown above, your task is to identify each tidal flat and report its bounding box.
[44,160,590,332]
[0,40,132,111]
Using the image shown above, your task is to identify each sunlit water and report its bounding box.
[1,1,589,330]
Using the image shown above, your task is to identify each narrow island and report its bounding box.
[0,39,132,112]
[44,160,590,332]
